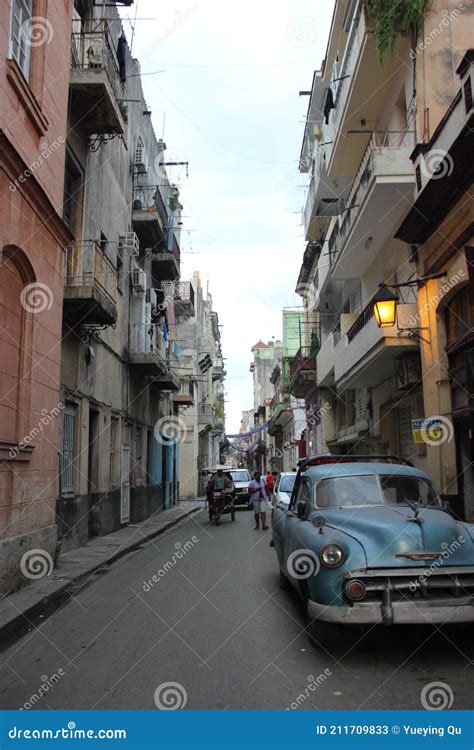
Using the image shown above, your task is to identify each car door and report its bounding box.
[282,476,314,590]
[272,474,290,566]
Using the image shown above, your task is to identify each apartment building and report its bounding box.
[176,273,226,499]
[396,50,474,520]
[267,310,306,471]
[296,0,472,512]
[0,0,72,592]
[56,1,186,550]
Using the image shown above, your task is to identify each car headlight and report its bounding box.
[320,544,345,568]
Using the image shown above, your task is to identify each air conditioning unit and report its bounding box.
[131,267,146,293]
[119,232,139,256]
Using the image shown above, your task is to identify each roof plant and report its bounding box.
[365,0,431,64]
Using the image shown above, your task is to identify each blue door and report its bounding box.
[147,429,162,485]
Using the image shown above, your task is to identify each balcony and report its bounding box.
[161,280,194,318]
[316,323,340,386]
[64,240,118,325]
[132,185,180,278]
[329,133,415,279]
[198,403,214,430]
[334,305,419,390]
[324,3,409,178]
[152,351,180,390]
[289,347,318,398]
[132,184,167,250]
[303,155,351,242]
[267,400,292,436]
[69,21,125,135]
[172,378,194,406]
[174,280,194,316]
[128,323,166,375]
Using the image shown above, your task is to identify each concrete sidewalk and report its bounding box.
[0,501,203,639]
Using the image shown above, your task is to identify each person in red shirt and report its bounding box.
[265,469,274,494]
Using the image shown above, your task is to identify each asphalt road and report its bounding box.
[0,505,472,710]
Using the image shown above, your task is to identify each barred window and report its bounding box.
[61,402,77,496]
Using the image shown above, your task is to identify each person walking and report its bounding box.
[248,471,269,530]
[265,468,275,506]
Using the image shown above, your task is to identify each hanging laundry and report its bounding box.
[324,87,335,124]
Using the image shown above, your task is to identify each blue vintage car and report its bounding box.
[271,455,474,647]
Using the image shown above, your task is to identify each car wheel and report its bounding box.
[279,570,292,590]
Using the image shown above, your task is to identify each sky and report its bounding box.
[120,0,335,432]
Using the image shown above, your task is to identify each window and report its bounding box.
[0,247,34,447]
[63,153,82,234]
[61,402,77,496]
[315,474,440,508]
[380,475,438,506]
[296,477,312,506]
[116,247,123,294]
[134,136,145,166]
[279,475,296,493]
[109,416,119,486]
[230,470,250,483]
[9,0,33,80]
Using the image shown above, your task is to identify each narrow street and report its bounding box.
[1,507,472,711]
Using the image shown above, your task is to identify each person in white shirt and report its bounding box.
[248,471,269,530]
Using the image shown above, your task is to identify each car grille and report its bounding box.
[344,566,474,604]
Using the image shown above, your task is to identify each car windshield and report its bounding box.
[316,474,440,508]
[279,475,296,493]
[230,471,250,482]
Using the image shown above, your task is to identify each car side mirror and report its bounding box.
[296,500,307,519]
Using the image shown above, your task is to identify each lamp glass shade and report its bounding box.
[373,298,397,327]
[372,285,398,328]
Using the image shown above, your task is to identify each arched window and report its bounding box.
[0,247,34,447]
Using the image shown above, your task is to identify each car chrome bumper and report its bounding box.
[308,598,474,626]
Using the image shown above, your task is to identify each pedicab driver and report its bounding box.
[207,467,234,503]
[248,471,270,530]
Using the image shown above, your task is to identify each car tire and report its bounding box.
[279,570,292,590]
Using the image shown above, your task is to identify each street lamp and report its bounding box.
[371,273,448,334]
[372,283,398,328]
